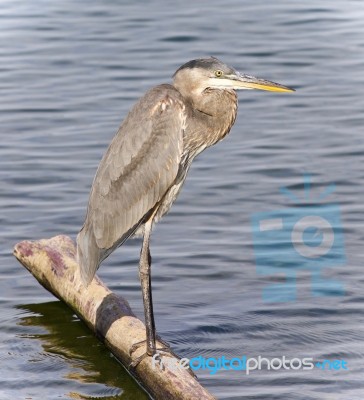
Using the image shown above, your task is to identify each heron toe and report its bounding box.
[129,336,170,356]
[128,341,172,369]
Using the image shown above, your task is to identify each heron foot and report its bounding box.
[129,336,173,370]
[129,335,170,356]
[128,349,168,369]
[128,341,196,378]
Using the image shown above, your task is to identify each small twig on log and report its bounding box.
[13,235,216,400]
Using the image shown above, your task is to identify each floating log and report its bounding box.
[13,235,216,400]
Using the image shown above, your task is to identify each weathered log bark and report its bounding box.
[13,235,216,400]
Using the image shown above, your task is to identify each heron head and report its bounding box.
[173,57,294,96]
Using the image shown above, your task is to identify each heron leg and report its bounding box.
[129,216,180,370]
[129,216,165,369]
[139,218,156,356]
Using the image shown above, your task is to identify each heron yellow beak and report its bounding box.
[232,73,295,92]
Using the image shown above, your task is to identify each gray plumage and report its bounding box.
[77,85,186,283]
[77,58,240,284]
[76,57,293,363]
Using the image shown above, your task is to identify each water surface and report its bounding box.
[1,1,364,399]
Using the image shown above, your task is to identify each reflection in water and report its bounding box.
[17,301,148,400]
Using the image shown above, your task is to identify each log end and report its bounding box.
[13,235,217,400]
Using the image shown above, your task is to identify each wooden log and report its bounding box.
[13,235,216,400]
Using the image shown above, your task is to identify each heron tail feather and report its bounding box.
[76,225,102,286]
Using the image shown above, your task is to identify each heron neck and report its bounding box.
[184,89,238,150]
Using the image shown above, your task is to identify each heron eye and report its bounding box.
[214,70,223,77]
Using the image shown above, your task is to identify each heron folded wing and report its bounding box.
[87,85,185,250]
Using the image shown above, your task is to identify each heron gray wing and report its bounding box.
[77,85,186,283]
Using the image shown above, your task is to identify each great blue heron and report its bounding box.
[77,57,294,366]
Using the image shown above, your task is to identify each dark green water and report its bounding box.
[1,1,363,399]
